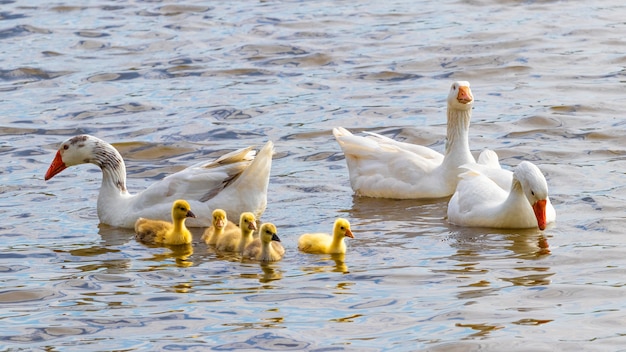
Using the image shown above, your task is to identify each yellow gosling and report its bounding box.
[201,209,238,245]
[216,212,257,253]
[243,223,284,261]
[298,218,354,254]
[134,199,196,245]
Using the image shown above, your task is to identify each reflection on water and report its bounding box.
[145,243,195,268]
[2,0,626,350]
[300,253,349,274]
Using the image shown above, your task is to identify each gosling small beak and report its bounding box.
[216,219,225,228]
[345,228,354,238]
[45,151,67,180]
[271,233,281,242]
[248,221,258,231]
[187,210,196,218]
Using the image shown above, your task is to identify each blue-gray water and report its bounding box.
[1,1,625,351]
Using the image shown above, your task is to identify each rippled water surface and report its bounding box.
[2,0,626,350]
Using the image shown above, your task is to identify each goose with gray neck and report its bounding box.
[45,135,274,228]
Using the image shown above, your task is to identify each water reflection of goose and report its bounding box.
[300,254,349,274]
[446,229,551,262]
[147,243,194,268]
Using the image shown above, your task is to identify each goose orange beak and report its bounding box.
[533,199,547,230]
[345,228,354,238]
[457,86,473,104]
[45,151,66,181]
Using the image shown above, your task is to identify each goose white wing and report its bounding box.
[134,146,256,210]
[333,127,444,198]
[447,168,509,227]
[472,149,512,190]
[362,130,444,162]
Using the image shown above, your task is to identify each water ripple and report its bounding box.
[0,67,72,81]
[0,288,61,304]
[245,292,334,303]
[0,25,50,39]
[213,332,310,351]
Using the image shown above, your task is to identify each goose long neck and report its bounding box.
[444,106,472,157]
[93,141,128,194]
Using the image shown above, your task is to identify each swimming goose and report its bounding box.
[134,199,195,245]
[298,218,354,254]
[333,81,475,199]
[44,135,273,228]
[243,223,284,261]
[447,161,556,230]
[200,209,238,245]
[215,212,257,253]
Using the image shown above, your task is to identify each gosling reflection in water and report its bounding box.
[148,243,194,268]
[301,253,349,274]
[259,262,283,283]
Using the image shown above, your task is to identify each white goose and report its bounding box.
[44,135,274,228]
[447,161,556,230]
[333,81,475,199]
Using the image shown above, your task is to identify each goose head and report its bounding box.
[333,218,354,239]
[45,135,123,180]
[514,161,550,230]
[212,209,227,229]
[447,81,473,111]
[172,199,196,221]
[239,212,258,231]
[260,223,280,244]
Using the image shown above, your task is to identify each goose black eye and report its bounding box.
[531,191,535,196]
[63,145,69,150]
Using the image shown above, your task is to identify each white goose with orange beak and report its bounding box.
[44,135,273,229]
[333,81,477,199]
[447,161,556,230]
